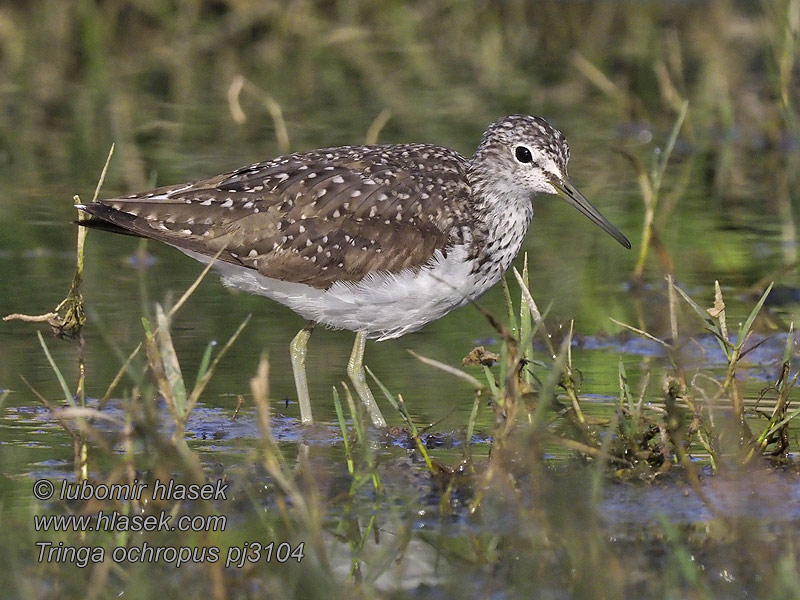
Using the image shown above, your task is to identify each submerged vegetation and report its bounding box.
[2,1,800,599]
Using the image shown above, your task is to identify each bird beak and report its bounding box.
[549,178,631,249]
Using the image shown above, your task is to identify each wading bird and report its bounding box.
[78,115,630,427]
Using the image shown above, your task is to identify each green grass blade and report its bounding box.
[609,317,670,347]
[141,316,152,337]
[332,387,354,476]
[341,382,365,446]
[87,307,146,394]
[501,276,518,336]
[166,246,227,320]
[155,303,187,417]
[673,283,713,326]
[519,254,532,382]
[194,340,217,391]
[653,99,689,193]
[618,356,633,413]
[90,144,114,203]
[482,365,499,401]
[409,349,484,389]
[736,281,773,346]
[366,366,434,473]
[187,314,251,412]
[36,331,75,407]
[783,322,794,364]
[513,267,555,356]
[762,404,800,440]
[100,342,143,407]
[674,283,729,355]
[465,391,481,449]
[365,365,400,412]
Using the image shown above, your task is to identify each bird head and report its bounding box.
[472,115,631,249]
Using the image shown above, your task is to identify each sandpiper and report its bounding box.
[77,115,630,428]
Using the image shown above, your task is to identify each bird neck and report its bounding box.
[467,172,535,276]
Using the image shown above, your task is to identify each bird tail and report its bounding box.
[74,203,147,238]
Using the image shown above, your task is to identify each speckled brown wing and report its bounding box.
[80,143,475,289]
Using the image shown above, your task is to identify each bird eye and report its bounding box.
[515,146,533,163]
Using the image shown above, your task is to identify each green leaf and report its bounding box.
[501,276,518,336]
[409,349,483,389]
[194,340,217,391]
[332,387,354,476]
[653,100,689,193]
[783,322,795,364]
[736,282,773,347]
[187,314,251,414]
[519,254,532,382]
[673,283,729,356]
[36,331,75,407]
[155,303,187,417]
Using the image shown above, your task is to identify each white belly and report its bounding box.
[179,245,499,340]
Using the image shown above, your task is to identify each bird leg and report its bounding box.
[290,321,316,424]
[347,330,387,428]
